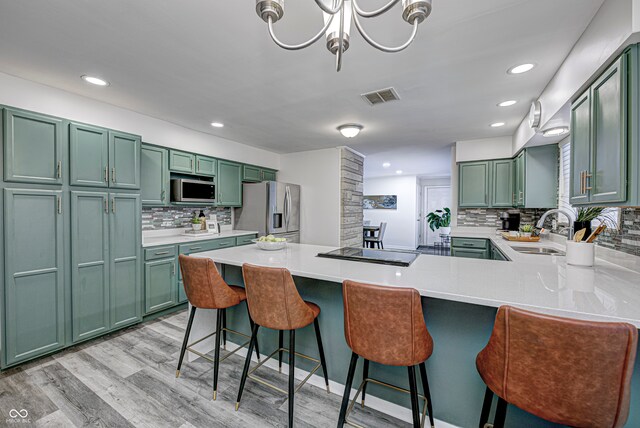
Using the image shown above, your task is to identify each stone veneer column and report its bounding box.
[340,147,364,247]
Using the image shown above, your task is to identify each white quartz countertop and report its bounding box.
[195,233,640,328]
[142,229,258,248]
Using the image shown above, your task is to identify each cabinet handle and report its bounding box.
[111,167,116,183]
[111,197,116,213]
[57,160,62,179]
[585,171,592,191]
[198,160,200,171]
[104,198,108,213]
[155,251,170,255]
[57,195,62,214]
[189,246,202,251]
[172,262,175,276]
[161,190,165,201]
[104,166,109,182]
[190,159,193,170]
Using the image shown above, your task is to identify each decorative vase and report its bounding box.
[440,226,451,235]
[573,221,592,241]
[192,223,202,231]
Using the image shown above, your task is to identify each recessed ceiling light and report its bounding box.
[507,63,535,75]
[81,75,109,86]
[338,124,363,138]
[498,100,517,107]
[396,170,403,174]
[490,122,506,128]
[382,162,391,168]
[542,126,569,137]
[210,122,224,128]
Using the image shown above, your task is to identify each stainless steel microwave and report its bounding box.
[170,178,216,203]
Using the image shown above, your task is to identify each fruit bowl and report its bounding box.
[252,238,288,251]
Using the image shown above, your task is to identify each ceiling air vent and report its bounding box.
[361,87,400,106]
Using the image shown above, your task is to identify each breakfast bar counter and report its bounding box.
[193,241,640,428]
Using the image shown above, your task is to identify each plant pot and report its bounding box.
[522,232,532,238]
[573,221,592,241]
[439,226,451,235]
[192,223,202,231]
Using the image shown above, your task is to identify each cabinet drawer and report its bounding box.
[451,238,488,250]
[451,248,490,259]
[236,234,258,246]
[179,237,236,254]
[145,245,177,261]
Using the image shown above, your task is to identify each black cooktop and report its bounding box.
[316,247,420,267]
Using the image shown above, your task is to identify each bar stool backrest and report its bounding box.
[242,263,315,330]
[342,280,433,366]
[476,306,638,428]
[178,255,241,309]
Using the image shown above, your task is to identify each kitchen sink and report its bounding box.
[510,246,565,256]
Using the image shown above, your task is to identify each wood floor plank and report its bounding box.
[143,319,186,343]
[35,409,76,427]
[0,369,59,423]
[82,338,146,378]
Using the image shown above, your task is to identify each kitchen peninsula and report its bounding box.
[194,239,640,428]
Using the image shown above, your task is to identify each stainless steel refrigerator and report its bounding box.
[234,181,301,243]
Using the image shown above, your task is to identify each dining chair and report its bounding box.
[364,222,387,249]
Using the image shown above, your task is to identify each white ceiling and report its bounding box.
[0,0,603,162]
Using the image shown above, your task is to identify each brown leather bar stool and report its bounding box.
[176,255,260,400]
[337,280,436,428]
[236,263,330,428]
[476,306,638,428]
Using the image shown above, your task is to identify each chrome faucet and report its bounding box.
[536,208,575,240]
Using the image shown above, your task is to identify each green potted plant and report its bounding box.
[520,223,535,238]
[190,216,202,231]
[573,207,618,241]
[426,208,452,235]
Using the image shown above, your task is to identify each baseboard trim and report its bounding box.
[212,340,460,428]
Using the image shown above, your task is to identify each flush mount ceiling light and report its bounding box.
[210,122,224,128]
[507,63,535,75]
[338,124,363,138]
[490,122,505,128]
[255,0,432,72]
[542,126,569,137]
[396,170,403,174]
[382,162,391,168]
[81,75,109,86]
[498,100,517,107]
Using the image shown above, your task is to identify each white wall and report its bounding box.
[0,72,280,168]
[455,136,513,162]
[277,148,341,247]
[363,175,418,250]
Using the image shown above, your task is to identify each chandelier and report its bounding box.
[255,0,432,72]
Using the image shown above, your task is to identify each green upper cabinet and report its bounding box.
[141,144,169,206]
[458,161,490,208]
[3,108,64,185]
[169,150,195,174]
[109,131,141,190]
[514,152,525,208]
[242,164,262,182]
[196,155,216,176]
[491,159,513,207]
[522,145,558,208]
[4,188,65,365]
[109,193,141,329]
[570,89,592,205]
[69,123,109,188]
[217,160,242,206]
[71,191,110,342]
[262,169,277,181]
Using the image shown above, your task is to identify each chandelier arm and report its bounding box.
[352,9,419,53]
[314,0,343,15]
[352,0,401,18]
[266,14,335,51]
[336,4,345,72]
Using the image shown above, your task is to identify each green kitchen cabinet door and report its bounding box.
[109,193,141,329]
[242,165,262,182]
[217,160,242,207]
[109,131,141,190]
[69,123,109,187]
[515,153,526,208]
[262,169,277,181]
[141,145,169,205]
[589,55,628,203]
[169,150,195,174]
[458,161,490,208]
[4,189,65,365]
[144,258,177,314]
[178,280,187,303]
[491,159,513,207]
[451,248,489,259]
[71,191,110,342]
[570,90,592,205]
[3,108,64,185]
[196,155,217,177]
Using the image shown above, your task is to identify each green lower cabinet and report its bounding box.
[144,258,177,314]
[217,160,242,206]
[178,281,187,303]
[141,144,169,205]
[4,188,65,365]
[71,191,110,342]
[451,248,490,259]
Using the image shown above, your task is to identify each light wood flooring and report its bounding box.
[0,309,409,427]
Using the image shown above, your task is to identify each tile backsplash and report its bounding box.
[142,206,231,230]
[456,208,552,228]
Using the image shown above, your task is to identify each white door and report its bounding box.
[423,186,451,246]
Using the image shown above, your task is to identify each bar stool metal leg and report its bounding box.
[222,308,227,350]
[337,352,359,427]
[212,308,223,400]
[361,359,370,407]
[246,303,261,361]
[279,330,284,373]
[313,318,330,393]
[176,306,196,378]
[419,362,435,428]
[236,323,260,411]
[408,366,421,428]
[479,386,493,428]
[288,329,296,428]
[493,397,508,428]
